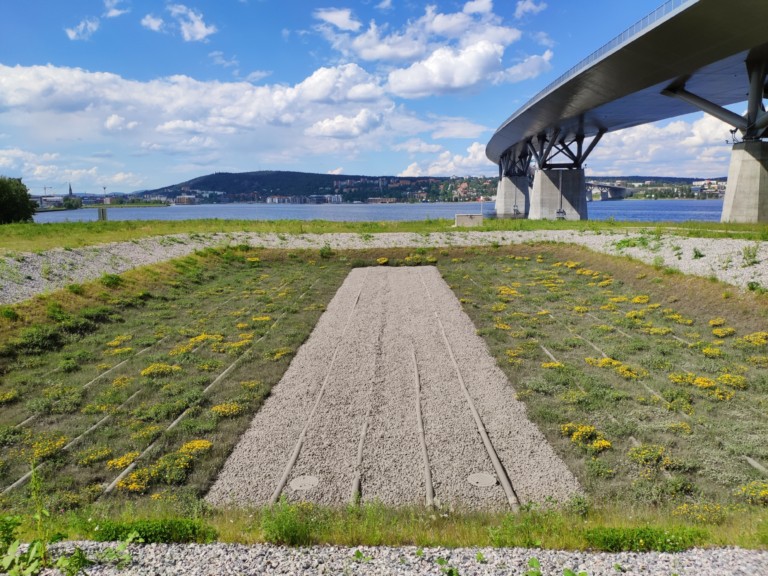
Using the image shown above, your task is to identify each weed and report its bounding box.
[261,498,321,546]
[583,526,706,552]
[692,247,705,259]
[0,307,19,321]
[319,244,334,259]
[100,274,122,288]
[93,519,215,544]
[741,243,759,266]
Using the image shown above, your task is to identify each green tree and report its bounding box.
[0,177,36,224]
[62,196,83,210]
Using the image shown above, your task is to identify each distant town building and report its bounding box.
[175,194,197,205]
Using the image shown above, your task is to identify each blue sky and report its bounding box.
[0,0,735,193]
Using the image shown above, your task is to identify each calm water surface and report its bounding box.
[33,199,724,224]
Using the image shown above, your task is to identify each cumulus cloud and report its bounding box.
[168,4,217,42]
[141,14,164,32]
[588,115,732,177]
[463,0,493,15]
[399,142,496,176]
[104,114,138,131]
[514,0,547,19]
[388,41,504,98]
[313,8,361,32]
[103,0,129,18]
[375,0,392,10]
[65,18,99,41]
[327,167,344,174]
[494,49,552,83]
[348,22,426,62]
[306,109,383,138]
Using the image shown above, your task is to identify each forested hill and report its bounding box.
[144,171,449,201]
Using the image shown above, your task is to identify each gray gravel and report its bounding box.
[207,266,579,509]
[2,230,767,305]
[42,541,768,575]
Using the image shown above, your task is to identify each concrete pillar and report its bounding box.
[495,175,529,218]
[529,169,588,220]
[721,141,768,223]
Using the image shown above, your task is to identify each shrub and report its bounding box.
[93,519,216,544]
[0,307,19,322]
[261,498,322,546]
[583,526,706,552]
[13,325,62,355]
[100,274,123,288]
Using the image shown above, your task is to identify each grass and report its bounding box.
[2,218,768,253]
[0,242,766,551]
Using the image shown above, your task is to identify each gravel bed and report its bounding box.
[2,230,766,305]
[207,267,578,509]
[42,541,768,575]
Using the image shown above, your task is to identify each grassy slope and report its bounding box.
[0,239,766,550]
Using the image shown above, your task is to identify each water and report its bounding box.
[33,199,724,224]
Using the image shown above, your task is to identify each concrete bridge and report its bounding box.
[585,182,633,201]
[487,0,768,223]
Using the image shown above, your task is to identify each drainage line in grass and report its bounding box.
[102,273,329,496]
[1,390,145,495]
[411,346,435,508]
[270,269,370,505]
[418,268,520,512]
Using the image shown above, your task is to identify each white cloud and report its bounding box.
[532,31,555,48]
[168,4,217,42]
[375,0,393,10]
[327,167,344,174]
[245,70,272,83]
[141,14,164,32]
[463,0,493,15]
[388,41,504,98]
[494,49,552,83]
[588,115,732,177]
[514,0,547,19]
[313,8,361,32]
[103,0,129,18]
[349,22,426,62]
[209,51,239,69]
[399,142,496,176]
[393,139,443,153]
[430,118,489,139]
[399,162,422,177]
[104,114,138,131]
[65,18,99,41]
[295,64,383,103]
[306,109,383,139]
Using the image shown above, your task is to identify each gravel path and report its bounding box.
[2,229,766,305]
[44,541,768,575]
[206,266,580,509]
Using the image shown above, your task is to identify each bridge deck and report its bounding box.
[487,0,768,163]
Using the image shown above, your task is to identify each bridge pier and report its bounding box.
[529,169,587,220]
[721,141,768,223]
[495,175,529,218]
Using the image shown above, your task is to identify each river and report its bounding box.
[33,199,725,224]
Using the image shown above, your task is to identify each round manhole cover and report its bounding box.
[467,472,497,487]
[289,475,319,491]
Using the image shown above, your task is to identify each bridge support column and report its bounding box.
[495,175,529,218]
[529,169,587,220]
[721,141,768,223]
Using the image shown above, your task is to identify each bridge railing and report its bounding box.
[514,0,695,122]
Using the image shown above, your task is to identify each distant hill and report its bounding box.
[141,170,450,202]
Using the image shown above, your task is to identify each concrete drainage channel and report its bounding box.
[206,267,580,510]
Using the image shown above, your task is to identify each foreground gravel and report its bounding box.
[207,267,579,509]
[2,229,766,305]
[44,541,768,575]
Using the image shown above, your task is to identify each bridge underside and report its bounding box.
[488,0,768,222]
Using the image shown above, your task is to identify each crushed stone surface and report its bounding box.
[206,266,580,509]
